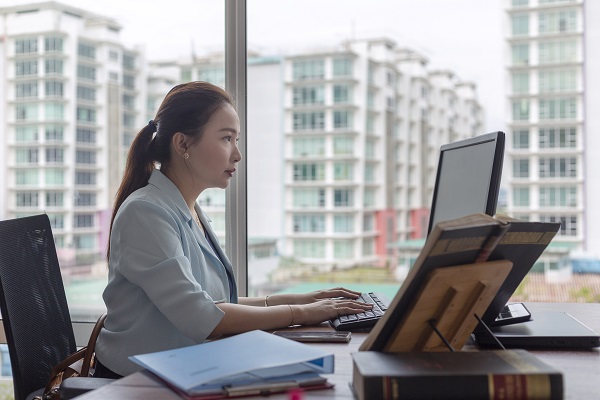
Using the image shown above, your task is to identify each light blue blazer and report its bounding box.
[96,169,238,375]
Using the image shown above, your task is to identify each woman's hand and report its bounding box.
[290,287,362,305]
[292,298,373,327]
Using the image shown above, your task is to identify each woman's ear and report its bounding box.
[172,132,189,157]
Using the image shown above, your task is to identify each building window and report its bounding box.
[45,80,64,97]
[333,240,354,259]
[333,84,351,104]
[45,102,64,120]
[512,130,529,149]
[293,188,326,208]
[513,187,530,207]
[333,136,353,155]
[539,9,577,34]
[293,214,325,233]
[292,86,324,106]
[74,192,96,206]
[334,189,353,207]
[363,188,375,207]
[539,40,577,64]
[293,137,325,157]
[512,99,529,121]
[47,213,64,230]
[540,214,577,236]
[539,157,577,178]
[45,59,63,75]
[333,110,352,130]
[16,148,39,164]
[293,239,325,258]
[365,139,376,159]
[15,170,38,185]
[364,164,376,183]
[46,148,64,163]
[363,238,374,256]
[77,85,96,101]
[45,191,64,207]
[77,107,96,123]
[539,69,577,93]
[123,53,135,69]
[332,58,353,78]
[16,191,39,207]
[74,213,94,228]
[123,75,135,89]
[46,125,64,142]
[15,38,38,54]
[293,163,325,181]
[16,81,38,98]
[511,43,529,66]
[293,112,325,131]
[78,42,96,59]
[76,150,96,164]
[16,60,38,76]
[292,59,325,81]
[513,158,529,178]
[77,65,96,81]
[44,36,63,52]
[539,98,577,120]
[76,128,96,144]
[539,127,577,148]
[123,94,135,108]
[333,162,353,181]
[16,125,38,142]
[75,171,96,185]
[45,168,65,185]
[333,214,354,233]
[512,72,529,94]
[539,186,577,207]
[74,234,95,250]
[363,214,374,231]
[512,14,529,36]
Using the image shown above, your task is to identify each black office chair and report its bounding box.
[0,214,111,400]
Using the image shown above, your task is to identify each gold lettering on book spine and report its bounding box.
[499,231,556,245]
[430,237,486,256]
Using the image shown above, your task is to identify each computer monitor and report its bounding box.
[427,131,505,236]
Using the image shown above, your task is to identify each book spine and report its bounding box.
[357,374,562,400]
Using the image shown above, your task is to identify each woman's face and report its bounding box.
[186,103,241,191]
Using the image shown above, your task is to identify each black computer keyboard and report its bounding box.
[330,292,390,331]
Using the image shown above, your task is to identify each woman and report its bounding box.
[94,82,372,377]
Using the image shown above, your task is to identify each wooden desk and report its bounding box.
[75,302,600,399]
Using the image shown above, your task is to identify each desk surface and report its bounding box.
[76,302,600,399]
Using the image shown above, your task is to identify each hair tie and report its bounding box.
[148,120,157,133]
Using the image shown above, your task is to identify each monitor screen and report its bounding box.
[427,131,505,235]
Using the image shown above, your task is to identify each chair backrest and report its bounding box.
[0,214,77,400]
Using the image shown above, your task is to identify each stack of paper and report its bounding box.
[129,330,335,398]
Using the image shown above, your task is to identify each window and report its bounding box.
[15,125,38,142]
[512,99,529,121]
[77,65,96,81]
[74,192,96,206]
[292,137,325,157]
[46,148,64,163]
[293,188,325,208]
[513,158,530,178]
[363,188,376,207]
[45,81,64,97]
[511,43,529,66]
[75,171,96,185]
[45,191,64,207]
[123,75,135,89]
[332,58,352,77]
[333,214,354,233]
[293,163,325,181]
[74,213,94,228]
[365,139,376,159]
[48,213,64,230]
[15,38,38,54]
[292,59,325,80]
[76,150,96,164]
[293,112,324,131]
[293,240,325,258]
[74,234,95,249]
[123,53,136,69]
[539,69,577,93]
[539,98,577,120]
[540,186,577,207]
[333,84,351,104]
[539,40,577,64]
[364,164,376,183]
[333,136,353,155]
[539,157,577,178]
[333,162,353,181]
[16,170,38,185]
[539,127,576,149]
[45,59,63,75]
[77,107,96,123]
[333,110,352,130]
[512,72,529,94]
[123,94,135,108]
[16,191,39,207]
[293,214,325,232]
[16,148,38,164]
[16,81,38,98]
[46,125,64,142]
[292,86,324,105]
[45,168,65,185]
[77,85,96,101]
[512,130,529,149]
[45,36,63,52]
[16,60,38,76]
[511,14,529,36]
[334,189,353,207]
[76,128,96,144]
[540,215,577,236]
[513,187,530,207]
[333,240,354,259]
[539,9,577,34]
[78,42,96,59]
[45,102,64,120]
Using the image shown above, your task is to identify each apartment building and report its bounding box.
[283,38,484,269]
[0,2,146,270]
[505,0,600,263]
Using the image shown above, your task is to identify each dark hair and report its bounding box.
[107,81,234,259]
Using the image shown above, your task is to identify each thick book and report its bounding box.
[129,330,334,398]
[360,213,560,352]
[352,350,563,400]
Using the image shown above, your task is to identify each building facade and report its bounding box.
[0,2,146,270]
[505,0,599,262]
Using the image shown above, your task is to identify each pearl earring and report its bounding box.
[183,153,189,160]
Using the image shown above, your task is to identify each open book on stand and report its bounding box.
[129,330,334,399]
[360,213,560,352]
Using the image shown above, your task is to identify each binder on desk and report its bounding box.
[130,330,334,398]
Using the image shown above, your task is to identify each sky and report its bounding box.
[3,0,507,130]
